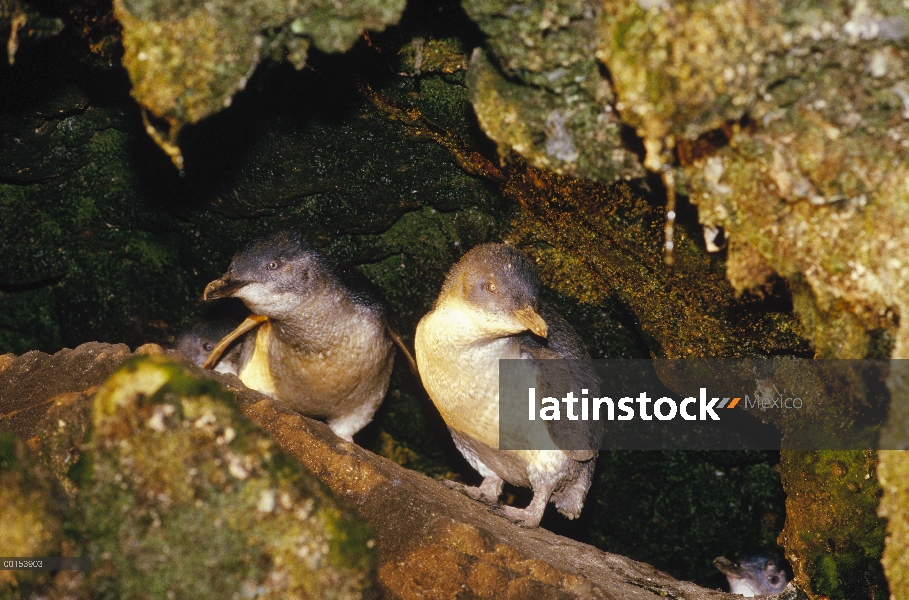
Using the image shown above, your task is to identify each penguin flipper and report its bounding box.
[387,326,418,375]
[520,334,602,461]
[203,314,268,370]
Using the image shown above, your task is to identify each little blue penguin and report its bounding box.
[415,242,601,528]
[174,319,246,375]
[203,230,396,442]
[714,555,791,596]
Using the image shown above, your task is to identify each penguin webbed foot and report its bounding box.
[440,476,502,505]
[489,485,552,528]
[488,503,545,528]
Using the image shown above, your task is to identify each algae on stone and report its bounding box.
[75,355,376,599]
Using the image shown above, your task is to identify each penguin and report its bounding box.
[714,555,791,596]
[203,230,398,442]
[415,242,601,528]
[174,319,247,375]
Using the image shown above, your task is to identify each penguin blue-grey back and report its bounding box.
[204,230,395,441]
[415,242,601,528]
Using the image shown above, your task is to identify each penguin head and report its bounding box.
[440,243,548,338]
[174,319,238,366]
[203,230,333,318]
[713,555,791,596]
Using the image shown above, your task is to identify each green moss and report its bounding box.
[0,287,62,356]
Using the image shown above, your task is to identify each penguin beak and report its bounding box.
[514,306,548,338]
[712,557,746,577]
[203,276,246,300]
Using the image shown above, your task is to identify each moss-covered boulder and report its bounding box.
[73,354,376,599]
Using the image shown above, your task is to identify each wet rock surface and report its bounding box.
[0,343,805,599]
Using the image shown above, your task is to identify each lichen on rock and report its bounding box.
[463,0,644,181]
[113,0,406,164]
[593,0,909,359]
[879,447,909,599]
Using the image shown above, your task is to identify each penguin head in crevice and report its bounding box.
[714,555,792,596]
[204,230,335,319]
[439,243,548,339]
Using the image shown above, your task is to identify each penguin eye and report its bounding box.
[485,282,497,293]
[203,343,214,351]
[769,575,779,584]
[266,261,278,271]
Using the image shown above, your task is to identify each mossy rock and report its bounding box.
[779,450,886,599]
[114,0,406,155]
[75,355,376,599]
[0,433,65,598]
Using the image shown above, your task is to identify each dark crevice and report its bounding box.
[0,276,63,293]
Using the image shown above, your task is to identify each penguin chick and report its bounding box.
[714,555,791,597]
[415,243,600,528]
[203,230,395,441]
[174,319,247,375]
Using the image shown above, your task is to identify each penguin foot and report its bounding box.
[489,504,544,528]
[440,479,500,505]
